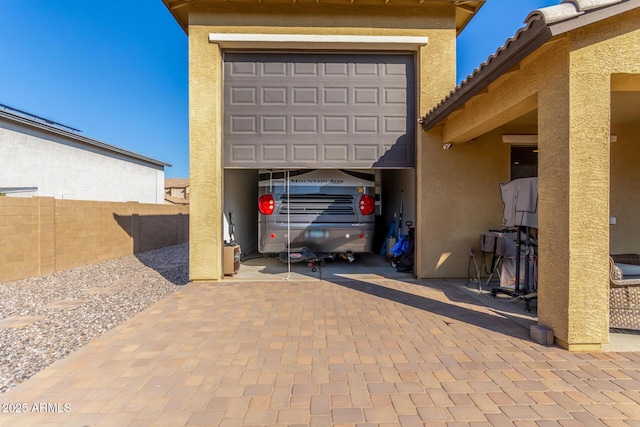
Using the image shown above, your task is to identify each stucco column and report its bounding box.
[189,27,224,281]
[538,71,610,351]
[416,35,455,278]
[415,44,429,279]
[417,127,444,279]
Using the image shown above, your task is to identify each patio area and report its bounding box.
[1,267,639,425]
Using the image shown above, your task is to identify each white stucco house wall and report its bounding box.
[0,107,169,204]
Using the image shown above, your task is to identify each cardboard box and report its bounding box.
[224,245,240,276]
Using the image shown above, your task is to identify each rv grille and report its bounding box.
[280,194,355,215]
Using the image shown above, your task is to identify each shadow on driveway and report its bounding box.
[325,276,533,342]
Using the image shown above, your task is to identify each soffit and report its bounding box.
[494,91,639,133]
[162,0,483,34]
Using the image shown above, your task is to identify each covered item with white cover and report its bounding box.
[492,177,538,299]
[500,177,538,229]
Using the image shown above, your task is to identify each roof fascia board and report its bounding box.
[421,19,550,131]
[0,110,170,168]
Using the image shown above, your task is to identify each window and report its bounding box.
[511,146,538,180]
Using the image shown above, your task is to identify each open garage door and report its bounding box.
[223,53,415,169]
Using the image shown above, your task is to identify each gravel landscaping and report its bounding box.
[0,243,189,393]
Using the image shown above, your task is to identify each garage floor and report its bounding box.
[230,253,414,282]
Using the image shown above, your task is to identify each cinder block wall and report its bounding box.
[0,197,189,283]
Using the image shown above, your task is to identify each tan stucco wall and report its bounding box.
[544,12,639,350]
[187,3,458,281]
[189,3,454,31]
[534,44,575,348]
[415,28,456,278]
[189,26,224,281]
[418,128,509,278]
[418,39,563,280]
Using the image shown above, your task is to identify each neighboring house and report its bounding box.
[163,0,640,350]
[164,178,190,204]
[0,105,169,204]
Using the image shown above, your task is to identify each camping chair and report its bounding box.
[609,254,640,330]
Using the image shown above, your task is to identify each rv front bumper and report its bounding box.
[258,222,374,254]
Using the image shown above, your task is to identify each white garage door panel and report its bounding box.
[224,53,415,168]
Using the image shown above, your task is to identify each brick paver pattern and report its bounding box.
[1,278,639,426]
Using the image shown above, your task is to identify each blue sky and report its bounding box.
[1,0,558,178]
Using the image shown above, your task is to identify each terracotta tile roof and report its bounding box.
[165,178,190,188]
[420,0,638,131]
[165,195,190,205]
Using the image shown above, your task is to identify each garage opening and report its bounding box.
[223,168,415,280]
[221,52,416,279]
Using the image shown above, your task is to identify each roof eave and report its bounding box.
[162,0,190,34]
[420,0,640,132]
[421,18,551,132]
[163,0,486,36]
[455,1,486,35]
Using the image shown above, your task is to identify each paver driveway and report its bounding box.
[1,278,639,426]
